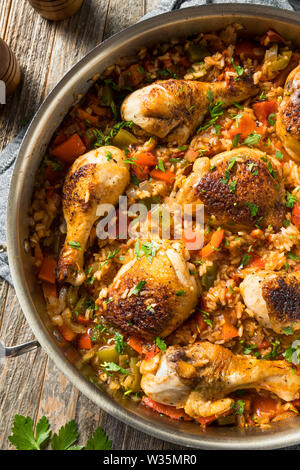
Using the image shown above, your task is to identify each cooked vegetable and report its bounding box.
[149,168,175,184]
[96,345,119,363]
[112,128,139,149]
[52,133,86,163]
[222,321,239,341]
[142,397,192,421]
[59,324,77,342]
[200,263,218,289]
[201,229,224,258]
[292,202,300,228]
[253,100,277,125]
[187,44,209,62]
[38,257,57,284]
[78,332,92,350]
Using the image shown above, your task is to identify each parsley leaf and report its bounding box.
[286,192,297,208]
[232,133,242,148]
[100,362,129,375]
[8,415,51,450]
[246,202,259,217]
[243,132,261,146]
[85,426,112,450]
[283,325,295,336]
[231,58,244,77]
[51,420,82,450]
[154,337,167,352]
[114,332,125,354]
[231,400,245,415]
[68,241,82,250]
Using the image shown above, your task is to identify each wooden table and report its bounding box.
[0,0,187,450]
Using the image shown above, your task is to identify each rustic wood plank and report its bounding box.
[45,0,109,95]
[0,0,12,39]
[0,285,48,449]
[0,0,56,152]
[103,0,144,39]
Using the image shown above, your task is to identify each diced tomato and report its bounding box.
[134,151,158,166]
[144,344,160,360]
[38,257,57,284]
[184,149,199,162]
[149,169,175,184]
[292,202,300,228]
[42,281,57,299]
[52,133,86,164]
[201,229,224,258]
[295,264,300,272]
[250,255,265,269]
[229,114,261,141]
[78,332,92,350]
[127,336,144,354]
[253,396,279,418]
[253,100,278,126]
[53,130,67,146]
[194,311,207,333]
[76,108,100,127]
[196,415,217,426]
[129,64,145,87]
[132,165,150,181]
[257,340,271,350]
[59,324,77,342]
[76,315,90,325]
[235,41,264,59]
[142,397,193,421]
[221,321,239,341]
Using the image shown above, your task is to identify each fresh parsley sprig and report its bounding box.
[8,415,112,451]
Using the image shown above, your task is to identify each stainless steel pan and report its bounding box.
[6,4,300,449]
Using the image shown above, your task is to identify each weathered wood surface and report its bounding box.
[0,0,186,450]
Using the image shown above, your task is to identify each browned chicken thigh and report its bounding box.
[277,63,300,162]
[240,270,300,334]
[140,342,300,419]
[96,240,199,340]
[176,147,286,232]
[57,146,130,286]
[121,76,259,145]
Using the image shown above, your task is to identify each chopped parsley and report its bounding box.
[68,241,81,250]
[231,400,245,415]
[246,202,259,217]
[286,192,297,208]
[176,290,186,296]
[154,336,167,352]
[131,280,146,295]
[267,113,276,126]
[283,325,295,336]
[243,132,261,146]
[275,149,284,160]
[114,332,125,354]
[239,254,252,269]
[231,58,244,78]
[100,362,129,375]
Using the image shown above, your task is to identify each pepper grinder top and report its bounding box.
[27,0,84,21]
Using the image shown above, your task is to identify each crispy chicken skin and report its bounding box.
[176,147,286,232]
[57,147,130,286]
[240,270,300,334]
[96,240,199,341]
[121,76,259,145]
[277,63,300,162]
[140,342,300,418]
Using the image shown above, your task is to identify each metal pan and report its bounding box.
[6,4,300,449]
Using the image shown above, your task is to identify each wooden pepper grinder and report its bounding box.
[28,0,84,21]
[0,38,21,98]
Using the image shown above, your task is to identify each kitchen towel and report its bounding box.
[0,0,297,285]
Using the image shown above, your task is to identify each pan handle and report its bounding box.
[0,339,40,358]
